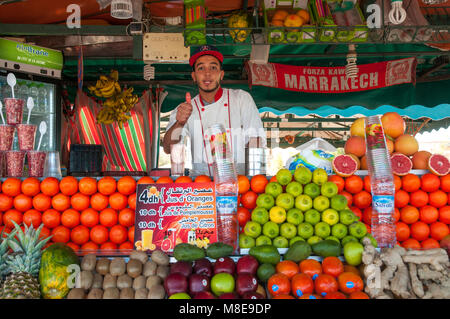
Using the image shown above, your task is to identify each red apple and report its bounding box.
[189,273,210,295]
[219,292,239,299]
[193,258,213,277]
[193,291,216,299]
[214,257,235,275]
[170,261,192,277]
[242,292,264,299]
[236,255,259,276]
[164,273,188,296]
[236,273,258,297]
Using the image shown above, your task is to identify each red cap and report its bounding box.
[189,45,224,67]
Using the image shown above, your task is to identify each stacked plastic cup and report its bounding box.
[2,97,25,177]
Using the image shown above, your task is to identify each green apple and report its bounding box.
[286,181,303,197]
[339,209,357,226]
[276,193,295,210]
[341,235,359,247]
[244,221,262,238]
[256,193,275,210]
[349,221,368,239]
[313,195,330,212]
[262,221,280,239]
[312,168,328,186]
[331,223,348,239]
[273,236,289,248]
[289,236,305,246]
[265,182,283,199]
[251,207,269,224]
[304,209,321,225]
[307,235,323,246]
[343,241,364,266]
[295,194,313,212]
[276,169,293,186]
[169,293,191,299]
[304,183,321,199]
[322,208,340,226]
[211,273,235,296]
[280,222,297,239]
[314,221,331,239]
[256,235,272,246]
[297,222,314,239]
[286,208,304,226]
[330,194,348,211]
[269,206,287,224]
[321,181,339,198]
[294,166,312,185]
[239,233,256,248]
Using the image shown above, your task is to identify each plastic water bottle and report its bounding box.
[365,116,396,248]
[208,123,239,252]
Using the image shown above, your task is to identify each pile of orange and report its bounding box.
[328,173,450,250]
[268,257,368,299]
[237,174,268,230]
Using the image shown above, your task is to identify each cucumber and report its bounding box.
[173,243,206,262]
[206,242,234,259]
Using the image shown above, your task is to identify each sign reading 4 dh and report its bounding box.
[134,182,218,253]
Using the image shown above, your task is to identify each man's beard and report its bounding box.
[198,80,220,93]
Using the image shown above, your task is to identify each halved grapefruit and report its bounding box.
[428,154,450,176]
[332,155,358,177]
[390,153,412,176]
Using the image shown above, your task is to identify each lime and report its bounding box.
[251,207,269,224]
[304,183,321,199]
[297,222,314,239]
[339,209,357,226]
[287,208,304,225]
[256,193,275,210]
[307,235,323,246]
[312,168,328,186]
[257,263,276,282]
[331,223,348,239]
[280,222,297,239]
[321,181,339,198]
[294,166,312,185]
[276,193,295,210]
[265,182,283,199]
[295,194,313,212]
[322,208,340,226]
[256,235,272,246]
[239,233,256,248]
[262,221,280,239]
[289,236,305,246]
[304,209,321,225]
[244,221,262,238]
[273,236,289,248]
[314,221,331,239]
[313,195,330,212]
[331,194,348,211]
[276,169,293,186]
[286,181,303,197]
[269,206,287,224]
[349,221,367,239]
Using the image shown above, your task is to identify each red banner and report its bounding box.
[246,58,417,94]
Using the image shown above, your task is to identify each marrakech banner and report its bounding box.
[246,58,417,94]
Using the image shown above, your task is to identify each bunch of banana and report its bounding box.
[87,70,121,98]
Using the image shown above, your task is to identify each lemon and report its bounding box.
[269,206,287,224]
[321,208,340,226]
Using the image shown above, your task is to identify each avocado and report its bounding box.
[173,243,206,262]
[249,245,281,265]
[311,240,341,258]
[284,241,312,263]
[256,263,276,283]
[206,242,234,259]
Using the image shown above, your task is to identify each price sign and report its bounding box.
[134,182,218,253]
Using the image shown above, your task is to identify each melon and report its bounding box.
[428,154,450,176]
[390,153,413,176]
[332,154,359,177]
[381,112,405,139]
[344,136,366,158]
[394,134,419,156]
[350,118,366,138]
[412,150,432,169]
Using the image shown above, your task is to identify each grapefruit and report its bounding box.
[386,138,394,154]
[394,134,419,156]
[412,151,432,170]
[381,112,405,139]
[428,154,450,176]
[360,156,368,170]
[350,118,366,138]
[391,153,413,176]
[344,136,366,158]
[348,154,361,170]
[332,155,359,177]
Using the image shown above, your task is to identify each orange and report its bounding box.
[270,176,277,183]
[272,294,295,299]
[13,194,32,212]
[343,265,360,276]
[402,174,421,193]
[421,173,440,192]
[42,209,61,229]
[267,273,291,296]
[119,241,133,250]
[156,176,173,184]
[439,206,450,224]
[21,177,41,197]
[23,209,42,228]
[429,190,448,208]
[363,175,371,193]
[440,174,450,192]
[328,175,345,193]
[52,193,70,212]
[344,175,363,194]
[194,175,212,183]
[349,291,370,299]
[109,192,128,210]
[51,225,70,243]
[80,208,99,228]
[276,260,299,279]
[237,175,250,194]
[3,209,22,228]
[99,208,118,227]
[337,272,363,294]
[339,191,353,207]
[70,225,90,245]
[98,176,117,195]
[420,238,440,249]
[109,224,128,244]
[70,192,90,211]
[395,222,410,242]
[59,176,78,196]
[410,221,430,241]
[409,190,429,208]
[137,176,155,184]
[100,241,117,250]
[324,291,347,299]
[250,174,268,194]
[237,206,251,228]
[419,205,439,224]
[32,193,52,212]
[395,190,410,208]
[400,205,419,224]
[352,191,372,209]
[128,226,135,242]
[240,190,258,210]
[90,193,109,211]
[0,194,13,212]
[81,241,99,251]
[362,207,373,225]
[78,177,97,196]
[291,273,314,298]
[321,257,344,278]
[118,208,135,227]
[117,176,137,195]
[66,242,80,251]
[298,294,321,299]
[314,274,338,297]
[90,225,109,244]
[2,178,22,197]
[128,193,136,210]
[394,208,401,223]
[39,226,51,240]
[401,238,421,249]
[61,209,80,228]
[429,221,449,241]
[175,176,193,183]
[299,259,322,279]
[393,175,402,192]
[40,177,60,196]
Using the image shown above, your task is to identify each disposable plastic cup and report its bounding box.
[43,151,62,178]
[0,124,15,151]
[5,150,25,177]
[4,98,24,125]
[27,151,46,177]
[170,137,186,176]
[16,124,37,151]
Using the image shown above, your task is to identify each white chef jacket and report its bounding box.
[166,88,266,176]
